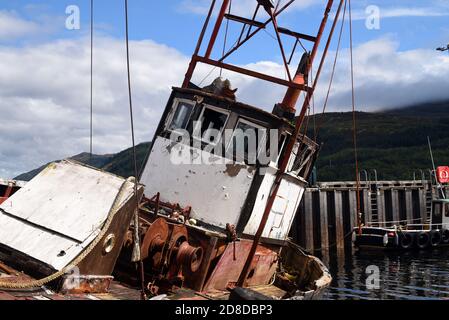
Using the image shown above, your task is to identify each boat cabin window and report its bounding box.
[289,140,316,180]
[195,106,229,145]
[168,100,195,131]
[227,119,267,164]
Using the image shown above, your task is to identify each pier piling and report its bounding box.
[294,180,447,254]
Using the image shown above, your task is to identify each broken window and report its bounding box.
[168,100,194,131]
[227,120,267,164]
[195,106,229,145]
[289,138,318,180]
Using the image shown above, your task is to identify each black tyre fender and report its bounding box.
[417,232,431,249]
[430,230,442,247]
[399,232,414,249]
[441,229,449,245]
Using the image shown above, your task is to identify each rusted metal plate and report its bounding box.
[203,239,278,292]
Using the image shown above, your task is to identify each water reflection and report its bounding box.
[323,249,449,300]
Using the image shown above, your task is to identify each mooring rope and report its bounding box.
[366,218,426,227]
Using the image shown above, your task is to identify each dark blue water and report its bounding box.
[324,249,449,300]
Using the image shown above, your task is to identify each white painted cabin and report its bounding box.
[140,85,318,243]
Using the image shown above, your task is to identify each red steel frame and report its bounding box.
[182,0,334,95]
[180,0,344,288]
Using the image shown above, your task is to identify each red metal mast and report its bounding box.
[180,0,345,288]
[238,0,346,287]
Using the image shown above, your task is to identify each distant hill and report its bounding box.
[310,100,449,181]
[15,101,449,182]
[14,144,150,181]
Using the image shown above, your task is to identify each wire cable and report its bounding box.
[348,0,362,234]
[314,0,347,139]
[124,0,146,300]
[89,0,94,158]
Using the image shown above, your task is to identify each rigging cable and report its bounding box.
[314,0,347,139]
[89,0,94,158]
[310,63,317,141]
[220,0,232,77]
[348,0,363,234]
[124,0,146,300]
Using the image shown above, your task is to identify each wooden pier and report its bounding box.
[291,180,447,255]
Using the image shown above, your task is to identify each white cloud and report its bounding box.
[313,37,449,111]
[0,10,39,40]
[0,37,189,178]
[0,34,448,179]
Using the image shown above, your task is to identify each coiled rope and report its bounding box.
[0,177,134,290]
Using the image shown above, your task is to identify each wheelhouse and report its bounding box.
[140,85,318,242]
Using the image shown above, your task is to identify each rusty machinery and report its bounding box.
[118,195,205,295]
[140,218,203,295]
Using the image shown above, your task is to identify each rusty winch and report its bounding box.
[140,218,203,294]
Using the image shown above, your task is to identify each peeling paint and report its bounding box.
[223,164,247,177]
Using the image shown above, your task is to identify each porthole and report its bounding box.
[103,234,116,255]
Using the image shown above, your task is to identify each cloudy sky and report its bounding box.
[1,0,449,178]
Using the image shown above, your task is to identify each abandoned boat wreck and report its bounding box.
[0,0,346,300]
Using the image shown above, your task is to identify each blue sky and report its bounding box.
[0,0,449,178]
[3,0,449,59]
